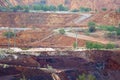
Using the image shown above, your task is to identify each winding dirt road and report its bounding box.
[54,13,110,44]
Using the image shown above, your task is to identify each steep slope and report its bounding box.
[70,0,120,10]
[80,11,120,26]
[0,0,10,7]
[0,0,120,10]
[0,12,79,27]
[92,11,120,26]
[8,0,120,10]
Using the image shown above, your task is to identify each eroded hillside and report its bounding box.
[80,11,120,26]
[94,11,120,26]
[0,0,120,10]
[0,12,79,27]
[0,11,119,28]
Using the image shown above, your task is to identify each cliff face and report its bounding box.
[0,0,120,10]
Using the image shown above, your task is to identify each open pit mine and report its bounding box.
[0,49,120,80]
[0,11,119,80]
[0,0,120,80]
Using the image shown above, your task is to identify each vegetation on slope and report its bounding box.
[77,74,96,80]
[97,25,120,35]
[3,31,15,38]
[0,4,69,12]
[86,41,116,50]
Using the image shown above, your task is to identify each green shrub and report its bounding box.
[98,25,116,31]
[0,4,69,12]
[11,5,24,12]
[98,25,110,31]
[86,41,105,50]
[33,4,49,11]
[3,31,15,38]
[71,9,79,12]
[84,30,90,35]
[116,8,120,13]
[86,41,94,49]
[57,4,69,11]
[88,22,96,27]
[86,41,116,49]
[102,8,107,11]
[59,28,65,34]
[49,5,57,11]
[89,26,96,32]
[73,42,78,49]
[20,73,27,80]
[88,22,96,32]
[24,6,29,12]
[105,31,117,39]
[105,43,116,49]
[77,74,96,80]
[119,24,120,28]
[77,73,86,80]
[0,7,9,12]
[88,74,96,80]
[106,26,116,31]
[32,4,69,11]
[79,7,91,12]
[116,28,120,35]
[93,43,105,50]
[98,25,120,36]
[33,4,41,10]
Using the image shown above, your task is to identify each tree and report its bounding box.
[88,22,96,32]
